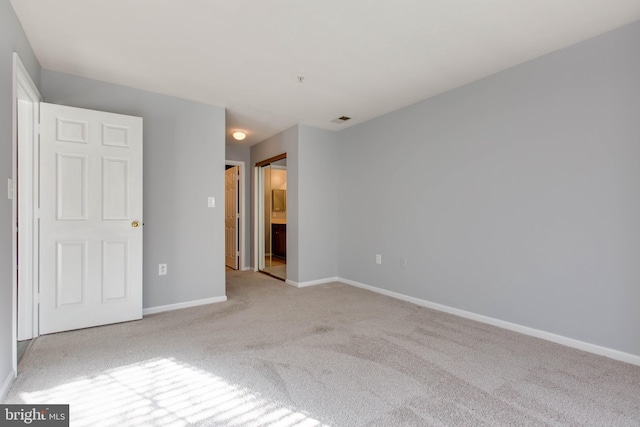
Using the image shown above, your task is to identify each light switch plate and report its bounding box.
[208,197,215,208]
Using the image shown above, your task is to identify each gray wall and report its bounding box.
[297,125,338,282]
[0,0,41,396]
[41,70,227,309]
[250,126,299,282]
[225,144,251,269]
[249,125,338,284]
[337,21,640,356]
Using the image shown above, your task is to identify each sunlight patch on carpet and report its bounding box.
[20,357,327,426]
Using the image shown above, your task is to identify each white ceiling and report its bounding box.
[11,0,640,146]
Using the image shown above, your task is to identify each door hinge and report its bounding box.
[34,293,40,304]
[35,123,41,135]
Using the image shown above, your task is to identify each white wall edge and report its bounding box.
[143,296,228,315]
[0,369,16,403]
[286,277,338,288]
[338,277,640,367]
[241,267,252,272]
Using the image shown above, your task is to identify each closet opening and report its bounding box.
[256,154,287,280]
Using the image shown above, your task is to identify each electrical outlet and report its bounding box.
[159,263,167,276]
[376,254,382,265]
[401,258,407,268]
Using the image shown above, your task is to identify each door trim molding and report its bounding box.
[256,153,286,167]
[254,166,261,272]
[12,52,42,376]
[225,161,245,270]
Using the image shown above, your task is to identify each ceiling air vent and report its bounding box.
[331,116,351,124]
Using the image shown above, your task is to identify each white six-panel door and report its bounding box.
[39,103,143,334]
[225,166,239,269]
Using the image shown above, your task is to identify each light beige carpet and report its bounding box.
[6,271,640,426]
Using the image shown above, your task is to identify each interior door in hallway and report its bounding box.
[39,103,143,334]
[225,165,239,269]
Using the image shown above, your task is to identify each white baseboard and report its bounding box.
[338,277,640,367]
[286,277,338,288]
[1,369,16,403]
[143,296,228,315]
[241,266,252,271]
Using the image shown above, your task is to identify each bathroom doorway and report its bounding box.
[257,154,287,280]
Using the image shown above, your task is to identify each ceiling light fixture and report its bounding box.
[232,131,246,141]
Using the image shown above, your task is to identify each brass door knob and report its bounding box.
[131,221,140,228]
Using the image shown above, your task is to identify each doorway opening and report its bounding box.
[12,53,42,372]
[225,161,245,271]
[256,154,287,280]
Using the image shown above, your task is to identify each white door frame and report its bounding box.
[12,53,42,374]
[254,158,287,276]
[225,161,245,270]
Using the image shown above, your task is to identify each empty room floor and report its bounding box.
[6,270,640,426]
